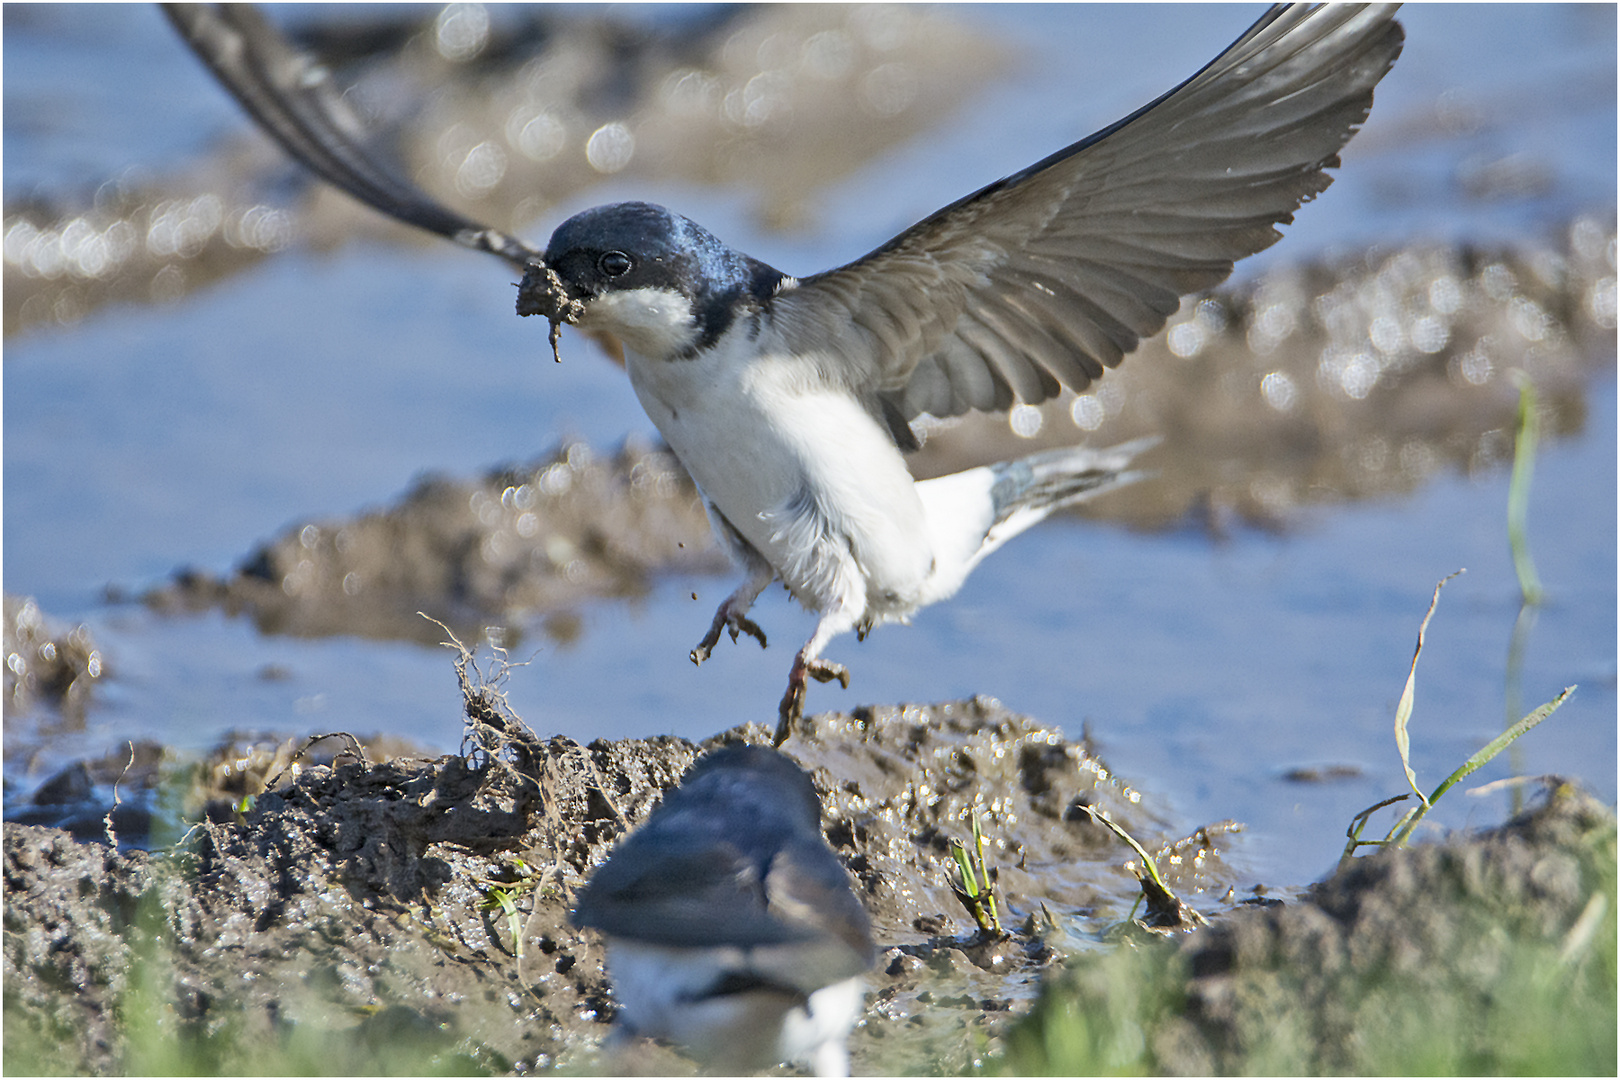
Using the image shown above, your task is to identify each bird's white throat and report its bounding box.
[583,285,700,359]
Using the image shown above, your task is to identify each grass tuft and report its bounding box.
[1344,570,1575,861]
[950,811,1003,936]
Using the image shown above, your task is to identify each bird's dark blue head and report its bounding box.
[516,201,785,359]
[667,744,824,834]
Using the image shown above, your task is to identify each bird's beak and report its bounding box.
[516,260,586,363]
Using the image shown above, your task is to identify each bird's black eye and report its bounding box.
[599,251,633,277]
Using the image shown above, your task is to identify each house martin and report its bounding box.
[571,745,873,1076]
[168,4,1403,744]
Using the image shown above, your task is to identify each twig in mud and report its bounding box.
[419,613,544,778]
[1465,774,1568,798]
[418,614,624,907]
[103,740,136,848]
[263,732,369,793]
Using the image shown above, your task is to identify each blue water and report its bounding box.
[5,4,1615,887]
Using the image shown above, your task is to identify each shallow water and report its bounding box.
[5,4,1616,888]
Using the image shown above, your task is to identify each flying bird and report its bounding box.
[167,4,1403,744]
[571,745,873,1076]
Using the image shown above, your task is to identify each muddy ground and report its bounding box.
[5,676,1613,1075]
[2,693,1186,1075]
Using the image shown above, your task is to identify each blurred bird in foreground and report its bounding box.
[571,745,873,1076]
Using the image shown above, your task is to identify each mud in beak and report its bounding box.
[516,261,587,363]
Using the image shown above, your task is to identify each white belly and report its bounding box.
[624,339,933,617]
[605,941,863,1075]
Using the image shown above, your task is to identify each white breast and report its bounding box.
[605,940,864,1076]
[621,320,934,618]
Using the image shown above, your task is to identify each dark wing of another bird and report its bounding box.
[769,3,1404,421]
[162,3,540,271]
[572,837,787,948]
[572,828,864,952]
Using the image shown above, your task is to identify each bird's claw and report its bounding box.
[774,684,804,748]
[806,659,850,688]
[730,616,768,650]
[773,660,851,746]
[691,609,767,666]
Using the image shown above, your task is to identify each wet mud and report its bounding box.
[4,695,1193,1075]
[139,438,722,647]
[3,595,103,729]
[5,688,1610,1075]
[1004,782,1617,1075]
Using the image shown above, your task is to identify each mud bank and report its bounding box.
[1002,782,1617,1075]
[4,697,1188,1075]
[6,690,1612,1075]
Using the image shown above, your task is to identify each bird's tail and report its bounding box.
[915,436,1156,605]
[987,435,1158,546]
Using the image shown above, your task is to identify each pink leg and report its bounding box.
[772,603,859,747]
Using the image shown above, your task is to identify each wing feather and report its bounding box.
[769,3,1403,420]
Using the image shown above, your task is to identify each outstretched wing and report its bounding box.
[163,3,540,271]
[769,4,1404,421]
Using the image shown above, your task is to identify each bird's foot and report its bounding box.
[773,659,850,746]
[690,605,768,666]
[774,683,804,748]
[806,659,850,689]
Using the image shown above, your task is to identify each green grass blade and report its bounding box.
[1507,371,1545,606]
[1395,571,1464,806]
[1427,686,1575,807]
[951,839,979,899]
[1076,804,1167,893]
[970,814,1002,932]
[1392,686,1574,846]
